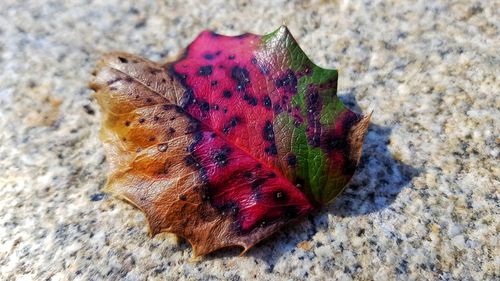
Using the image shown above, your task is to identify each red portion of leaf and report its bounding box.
[192,130,312,232]
[170,31,315,232]
[171,31,282,170]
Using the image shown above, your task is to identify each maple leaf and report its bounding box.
[90,26,370,257]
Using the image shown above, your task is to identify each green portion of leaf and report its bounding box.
[263,26,360,204]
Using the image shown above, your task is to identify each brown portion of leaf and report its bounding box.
[347,113,372,166]
[90,53,294,257]
[90,52,182,112]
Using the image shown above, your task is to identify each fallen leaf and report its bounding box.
[90,26,370,257]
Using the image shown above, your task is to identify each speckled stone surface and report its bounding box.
[0,0,498,280]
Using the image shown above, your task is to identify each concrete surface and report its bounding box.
[0,0,498,280]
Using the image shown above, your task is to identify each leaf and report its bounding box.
[90,26,370,257]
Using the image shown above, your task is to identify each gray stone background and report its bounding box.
[0,0,498,280]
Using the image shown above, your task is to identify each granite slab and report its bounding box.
[0,0,498,280]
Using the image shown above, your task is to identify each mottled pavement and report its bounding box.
[0,1,498,280]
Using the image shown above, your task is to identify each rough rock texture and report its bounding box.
[0,1,498,280]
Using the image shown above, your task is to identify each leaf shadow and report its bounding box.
[203,93,421,269]
[327,92,422,217]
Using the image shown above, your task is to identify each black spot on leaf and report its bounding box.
[222,116,240,134]
[162,104,173,110]
[265,144,277,155]
[284,206,298,218]
[199,101,210,112]
[244,171,253,179]
[262,96,272,108]
[287,154,297,167]
[310,135,320,147]
[306,87,322,147]
[231,66,251,91]
[251,178,266,189]
[262,121,275,141]
[214,147,231,166]
[273,104,282,114]
[275,70,298,94]
[149,68,161,75]
[184,155,199,167]
[274,190,287,203]
[203,53,214,60]
[180,89,195,109]
[185,120,201,134]
[326,137,346,152]
[243,93,258,106]
[198,65,213,76]
[107,77,122,85]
